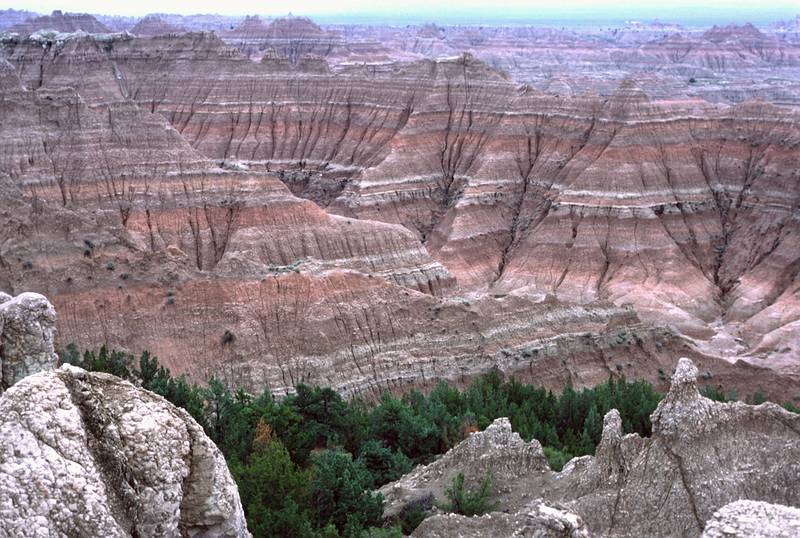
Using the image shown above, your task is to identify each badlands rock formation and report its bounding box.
[8,10,110,34]
[130,15,184,37]
[0,30,799,397]
[0,9,37,31]
[223,16,345,63]
[345,22,800,105]
[0,363,250,537]
[382,358,800,537]
[0,291,57,392]
[0,28,798,399]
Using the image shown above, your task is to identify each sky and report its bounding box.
[2,0,798,25]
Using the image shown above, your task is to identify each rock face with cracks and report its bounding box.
[382,357,800,537]
[0,364,250,537]
[0,291,57,393]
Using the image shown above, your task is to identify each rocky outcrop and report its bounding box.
[381,417,550,519]
[383,358,800,537]
[0,364,250,537]
[0,292,57,392]
[701,500,800,538]
[548,357,800,536]
[412,499,591,538]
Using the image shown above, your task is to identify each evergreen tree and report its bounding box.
[309,450,384,535]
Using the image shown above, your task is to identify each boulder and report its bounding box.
[0,364,250,537]
[0,292,58,393]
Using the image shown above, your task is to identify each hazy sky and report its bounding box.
[3,0,798,24]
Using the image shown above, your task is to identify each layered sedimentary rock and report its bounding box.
[0,52,482,395]
[223,16,345,63]
[0,9,38,31]
[0,30,799,398]
[341,22,800,105]
[383,358,800,537]
[8,10,111,34]
[0,364,250,537]
[130,15,184,37]
[0,291,58,392]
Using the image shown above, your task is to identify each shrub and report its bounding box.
[356,439,413,488]
[221,330,236,345]
[398,504,428,535]
[543,446,573,471]
[443,472,497,516]
[362,527,403,538]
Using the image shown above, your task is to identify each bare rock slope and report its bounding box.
[386,358,800,537]
[0,364,250,537]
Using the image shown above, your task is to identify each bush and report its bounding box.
[543,446,573,471]
[221,330,236,345]
[443,472,497,516]
[398,504,428,535]
[356,439,413,488]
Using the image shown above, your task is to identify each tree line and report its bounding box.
[60,345,796,537]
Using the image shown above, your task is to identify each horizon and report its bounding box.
[2,1,798,26]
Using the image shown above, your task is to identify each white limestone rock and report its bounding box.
[0,365,250,537]
[0,291,58,393]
